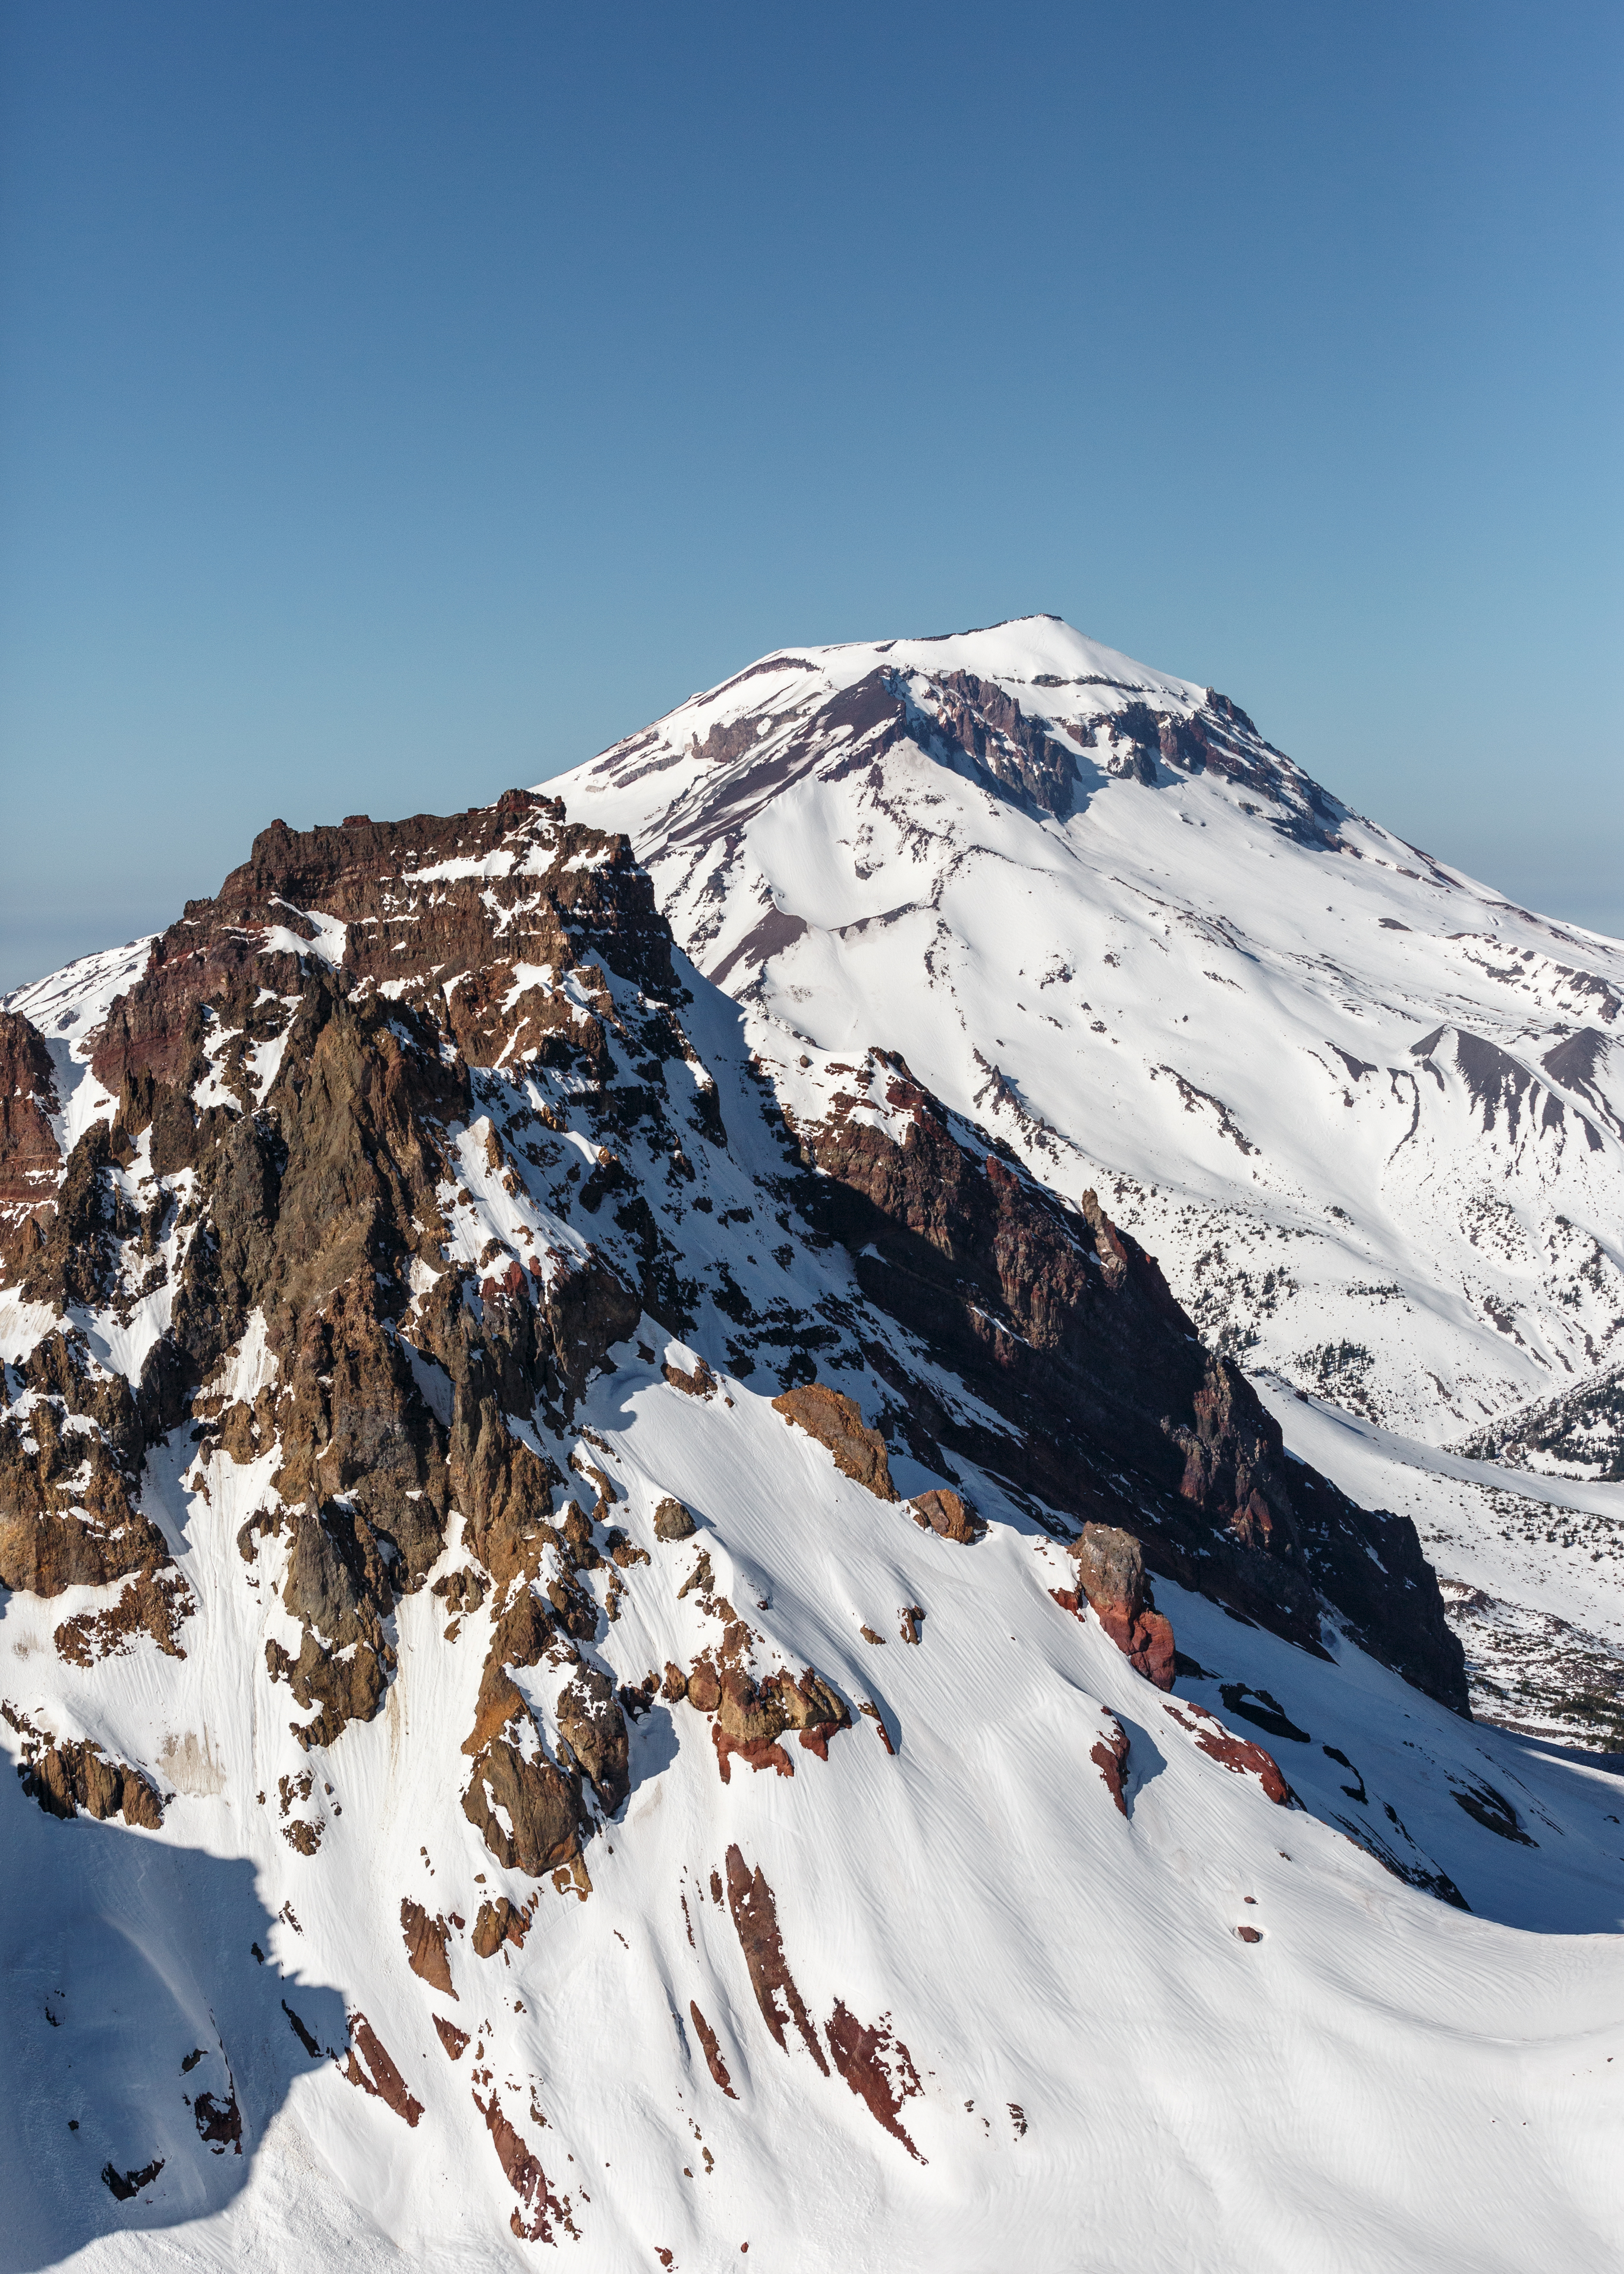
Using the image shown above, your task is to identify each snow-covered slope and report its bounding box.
[556,615,1624,1441]
[1,641,1622,2274]
[552,614,1624,1743]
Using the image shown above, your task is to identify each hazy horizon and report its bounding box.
[3,1,1619,989]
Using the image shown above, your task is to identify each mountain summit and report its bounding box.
[1,620,1622,2269]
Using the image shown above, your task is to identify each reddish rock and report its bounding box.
[725,1843,828,2074]
[434,2014,471,2059]
[1091,1718,1131,1817]
[772,1382,898,1501]
[1162,1700,1295,1806]
[688,2000,738,2098]
[474,2088,569,2242]
[713,1722,795,1783]
[826,2002,925,2162]
[1064,1523,1176,1690]
[343,2014,424,2127]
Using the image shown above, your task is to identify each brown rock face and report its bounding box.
[463,1739,580,1876]
[1067,1523,1176,1691]
[800,1053,1466,1713]
[911,1487,983,1543]
[772,1382,898,1501]
[825,2001,926,2160]
[0,1332,170,1599]
[474,2088,569,2244]
[471,1895,530,1957]
[688,2001,737,2097]
[0,1010,61,1267]
[18,1734,163,1829]
[400,1899,457,1996]
[555,1666,630,1813]
[1163,1700,1295,1807]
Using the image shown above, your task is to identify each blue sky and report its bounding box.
[2,1,1619,989]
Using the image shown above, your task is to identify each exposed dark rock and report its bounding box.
[18,1733,163,1829]
[653,1495,697,1540]
[463,1739,580,1877]
[772,1382,898,1501]
[0,1010,61,1269]
[556,1665,630,1813]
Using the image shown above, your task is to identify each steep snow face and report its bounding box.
[555,614,1624,1445]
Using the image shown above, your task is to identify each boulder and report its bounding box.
[772,1383,898,1501]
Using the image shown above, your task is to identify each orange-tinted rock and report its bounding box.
[911,1489,983,1543]
[772,1383,898,1501]
[686,1659,721,1714]
[713,1723,795,1783]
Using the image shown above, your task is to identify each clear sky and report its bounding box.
[2,1,1619,990]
